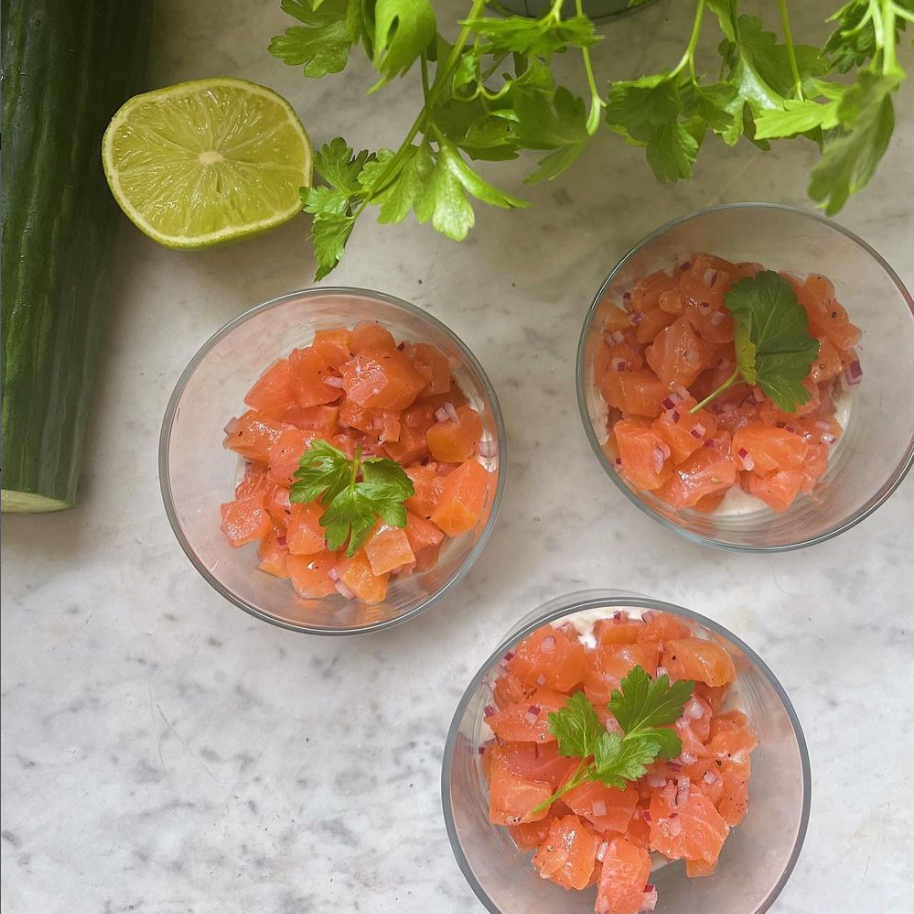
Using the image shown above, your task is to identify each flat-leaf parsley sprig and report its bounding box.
[269,0,912,278]
[690,271,820,414]
[290,438,415,556]
[529,666,695,816]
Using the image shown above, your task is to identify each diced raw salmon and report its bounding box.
[244,358,296,419]
[431,459,489,536]
[508,624,586,692]
[595,836,651,914]
[663,638,737,687]
[287,552,337,598]
[426,405,482,463]
[532,815,601,890]
[342,347,426,410]
[220,495,272,547]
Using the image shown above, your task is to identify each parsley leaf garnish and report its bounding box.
[692,271,820,414]
[289,439,415,556]
[528,665,694,816]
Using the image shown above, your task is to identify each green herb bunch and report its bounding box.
[269,0,913,279]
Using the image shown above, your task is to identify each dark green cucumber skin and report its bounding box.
[1,0,153,509]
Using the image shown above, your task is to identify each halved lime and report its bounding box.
[103,77,312,248]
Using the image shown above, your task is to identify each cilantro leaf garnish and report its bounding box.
[528,665,695,816]
[691,271,820,414]
[290,439,415,556]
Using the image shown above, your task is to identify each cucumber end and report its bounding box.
[1,489,72,513]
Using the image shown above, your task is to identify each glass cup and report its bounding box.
[160,288,506,635]
[576,203,914,551]
[442,590,811,914]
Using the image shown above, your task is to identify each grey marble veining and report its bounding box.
[2,1,913,912]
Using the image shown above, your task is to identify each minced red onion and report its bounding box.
[674,778,691,806]
[610,330,625,344]
[661,393,682,409]
[822,432,837,445]
[667,760,682,771]
[223,417,239,436]
[656,665,669,678]
[541,635,556,654]
[703,268,718,286]
[752,387,765,402]
[623,291,632,305]
[703,770,720,786]
[685,348,700,362]
[640,885,659,912]
[592,800,608,817]
[435,406,450,423]
[681,752,697,766]
[613,358,628,372]
[678,259,692,273]
[276,535,287,547]
[684,698,705,720]
[784,425,797,434]
[653,447,666,474]
[335,580,356,600]
[612,610,623,621]
[847,359,862,381]
[698,301,712,315]
[484,704,497,718]
[646,775,666,788]
[477,438,497,459]
[596,841,609,862]
[642,610,658,622]
[536,674,547,686]
[630,311,645,325]
[675,386,690,401]
[641,809,652,823]
[614,457,623,467]
[328,567,340,581]
[323,375,345,388]
[503,651,515,662]
[444,401,459,423]
[478,745,487,755]
[704,438,716,449]
[709,310,726,326]
[524,710,539,725]
[690,423,706,439]
[741,453,756,471]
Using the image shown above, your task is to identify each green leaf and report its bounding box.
[315,137,374,194]
[290,439,351,504]
[591,731,662,789]
[360,457,415,499]
[609,666,695,735]
[370,498,409,529]
[321,487,377,555]
[374,145,435,224]
[723,271,820,412]
[547,692,604,758]
[825,0,912,75]
[605,74,679,145]
[809,72,899,215]
[646,119,700,183]
[415,140,527,241]
[311,212,356,280]
[706,0,738,42]
[680,81,738,134]
[301,184,356,217]
[269,0,353,78]
[754,97,843,139]
[463,13,600,56]
[372,0,437,85]
[510,86,589,182]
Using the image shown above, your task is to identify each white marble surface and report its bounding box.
[2,1,913,912]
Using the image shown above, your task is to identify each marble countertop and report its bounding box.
[2,1,913,912]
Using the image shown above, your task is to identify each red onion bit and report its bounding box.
[223,417,240,437]
[610,330,625,344]
[703,770,721,786]
[690,423,706,440]
[674,777,691,807]
[596,841,609,862]
[591,800,608,817]
[541,635,556,654]
[630,311,645,326]
[704,268,718,286]
[535,674,547,686]
[524,706,541,725]
[653,447,667,474]
[613,358,629,372]
[640,885,659,912]
[323,375,345,389]
[477,438,497,459]
[641,809,652,823]
[276,535,287,547]
[484,704,497,719]
[684,697,705,720]
[710,310,726,326]
[334,580,356,600]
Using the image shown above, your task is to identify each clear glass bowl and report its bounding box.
[159,288,506,635]
[576,203,914,551]
[442,590,811,914]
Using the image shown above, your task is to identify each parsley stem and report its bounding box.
[672,0,706,78]
[420,53,430,102]
[882,1,898,73]
[352,0,487,217]
[528,757,591,816]
[575,0,605,135]
[690,366,740,413]
[778,0,805,100]
[893,3,914,25]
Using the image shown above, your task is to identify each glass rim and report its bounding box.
[441,589,812,914]
[158,285,508,636]
[574,202,914,553]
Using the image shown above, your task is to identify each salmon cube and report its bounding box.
[287,552,337,598]
[615,418,673,491]
[282,404,340,438]
[595,835,651,914]
[350,320,395,353]
[403,342,451,395]
[220,495,272,547]
[257,528,289,578]
[342,347,426,410]
[430,459,490,536]
[224,410,289,463]
[426,405,482,463]
[532,815,600,890]
[268,428,314,486]
[601,368,669,418]
[748,469,804,512]
[364,526,415,575]
[732,422,808,476]
[243,358,296,419]
[289,346,343,408]
[312,328,352,368]
[235,461,271,499]
[646,317,709,389]
[286,501,325,556]
[404,512,445,551]
[508,624,585,692]
[564,781,638,834]
[487,688,567,743]
[488,755,553,826]
[338,551,389,604]
[663,638,736,686]
[405,464,445,519]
